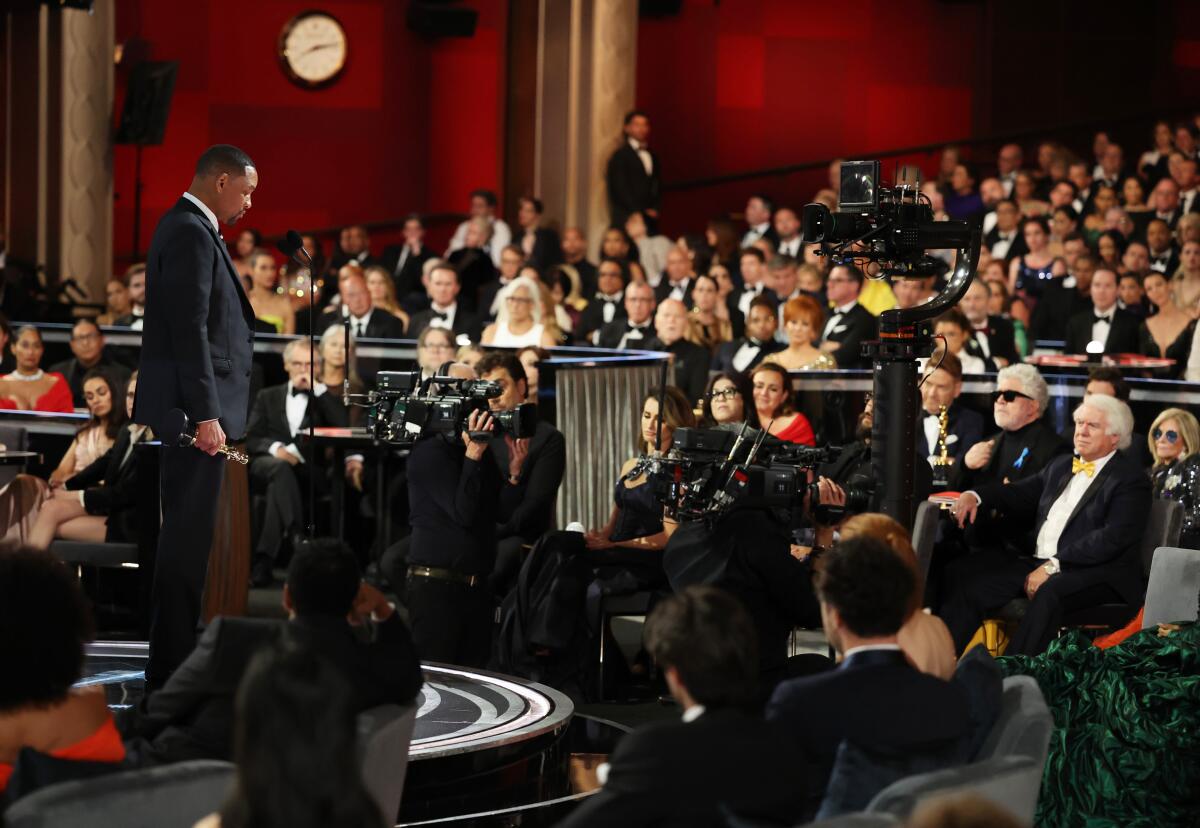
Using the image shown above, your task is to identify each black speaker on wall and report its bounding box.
[407,1,478,39]
[115,61,177,147]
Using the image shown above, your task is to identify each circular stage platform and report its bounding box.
[83,642,613,825]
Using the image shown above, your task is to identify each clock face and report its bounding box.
[279,12,347,88]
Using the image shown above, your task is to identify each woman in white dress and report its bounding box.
[481,275,558,348]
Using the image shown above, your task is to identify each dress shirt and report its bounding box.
[923,412,942,460]
[392,246,412,277]
[1186,324,1200,383]
[617,321,653,349]
[268,381,329,463]
[181,192,219,235]
[822,301,857,340]
[1180,189,1197,216]
[842,643,903,660]
[777,237,802,258]
[741,223,771,248]
[999,173,1017,197]
[738,283,767,317]
[1090,305,1115,350]
[596,291,623,324]
[1033,450,1116,564]
[667,277,691,302]
[971,323,991,358]
[732,338,768,372]
[990,231,1017,260]
[350,309,374,338]
[628,137,653,176]
[981,210,998,236]
[681,704,707,723]
[448,218,511,267]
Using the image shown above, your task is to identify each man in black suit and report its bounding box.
[605,110,660,229]
[514,196,562,273]
[958,279,1019,367]
[919,351,984,482]
[982,199,1027,262]
[315,270,405,341]
[712,295,784,374]
[475,353,565,595]
[647,299,709,406]
[561,227,598,298]
[819,264,876,369]
[1030,249,1095,343]
[596,281,656,349]
[327,224,377,274]
[578,258,628,343]
[447,218,498,314]
[380,214,434,305]
[774,207,804,258]
[946,395,1151,656]
[653,246,696,307]
[50,318,132,407]
[120,540,423,766]
[133,144,258,687]
[561,586,807,828]
[1063,268,1140,355]
[766,538,969,818]
[244,340,353,586]
[729,247,776,330]
[741,194,779,249]
[407,263,479,343]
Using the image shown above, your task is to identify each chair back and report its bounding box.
[1142,546,1200,628]
[866,755,1042,825]
[910,501,939,595]
[1139,500,1182,575]
[357,702,418,825]
[976,676,1053,774]
[4,760,235,828]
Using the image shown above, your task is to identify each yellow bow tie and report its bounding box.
[1071,458,1096,477]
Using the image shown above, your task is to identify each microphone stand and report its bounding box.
[280,236,318,539]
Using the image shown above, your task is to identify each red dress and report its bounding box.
[0,372,74,413]
[0,715,126,792]
[774,412,815,445]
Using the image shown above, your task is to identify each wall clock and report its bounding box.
[278,11,348,89]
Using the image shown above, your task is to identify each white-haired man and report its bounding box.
[943,394,1151,656]
[952,364,1069,493]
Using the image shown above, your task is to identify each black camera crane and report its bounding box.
[803,161,982,531]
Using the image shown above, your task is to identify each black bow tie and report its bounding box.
[291,387,312,398]
[747,338,765,347]
[597,293,621,303]
[628,321,649,332]
[1094,313,1113,324]
[432,311,448,321]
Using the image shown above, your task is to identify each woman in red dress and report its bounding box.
[0,326,73,413]
[749,361,815,445]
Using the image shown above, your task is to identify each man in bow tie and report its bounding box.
[919,350,983,472]
[580,258,629,343]
[1063,268,1140,355]
[596,281,656,349]
[244,340,357,587]
[711,296,784,374]
[605,110,661,229]
[944,394,1151,655]
[981,199,1026,261]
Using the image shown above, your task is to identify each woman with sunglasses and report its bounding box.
[1147,408,1200,549]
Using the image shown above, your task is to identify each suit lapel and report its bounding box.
[175,198,255,323]
[1064,457,1116,529]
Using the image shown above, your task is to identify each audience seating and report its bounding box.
[1140,546,1200,628]
[595,590,657,700]
[0,423,30,489]
[910,501,939,597]
[976,676,1054,774]
[3,760,235,828]
[865,754,1041,825]
[357,702,419,824]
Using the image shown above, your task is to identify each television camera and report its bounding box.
[369,370,537,445]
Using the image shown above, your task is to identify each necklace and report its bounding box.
[5,369,45,382]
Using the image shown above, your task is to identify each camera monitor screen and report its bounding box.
[839,160,880,212]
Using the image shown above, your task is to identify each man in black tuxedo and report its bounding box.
[578,258,628,343]
[50,318,132,407]
[946,395,1151,656]
[958,279,1019,367]
[711,296,784,374]
[774,207,803,258]
[919,351,984,479]
[1146,219,1180,276]
[407,263,480,343]
[819,264,876,369]
[327,224,377,274]
[315,270,405,340]
[244,340,354,586]
[596,281,656,349]
[561,227,598,298]
[729,248,776,331]
[1063,268,1140,355]
[982,199,1027,262]
[133,144,258,687]
[605,110,660,229]
[120,540,423,766]
[741,194,779,249]
[514,196,562,273]
[561,586,807,828]
[380,214,434,304]
[767,537,969,818]
[1030,250,1095,342]
[476,353,565,595]
[647,299,709,406]
[652,246,696,307]
[447,218,498,314]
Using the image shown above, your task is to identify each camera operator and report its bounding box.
[475,352,566,596]
[404,363,509,667]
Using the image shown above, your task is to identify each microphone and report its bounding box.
[276,229,312,265]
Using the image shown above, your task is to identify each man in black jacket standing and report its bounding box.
[606,110,660,229]
[1063,268,1140,355]
[133,144,257,687]
[560,586,807,828]
[476,352,566,595]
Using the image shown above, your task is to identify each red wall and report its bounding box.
[113,0,506,261]
[636,0,1200,235]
